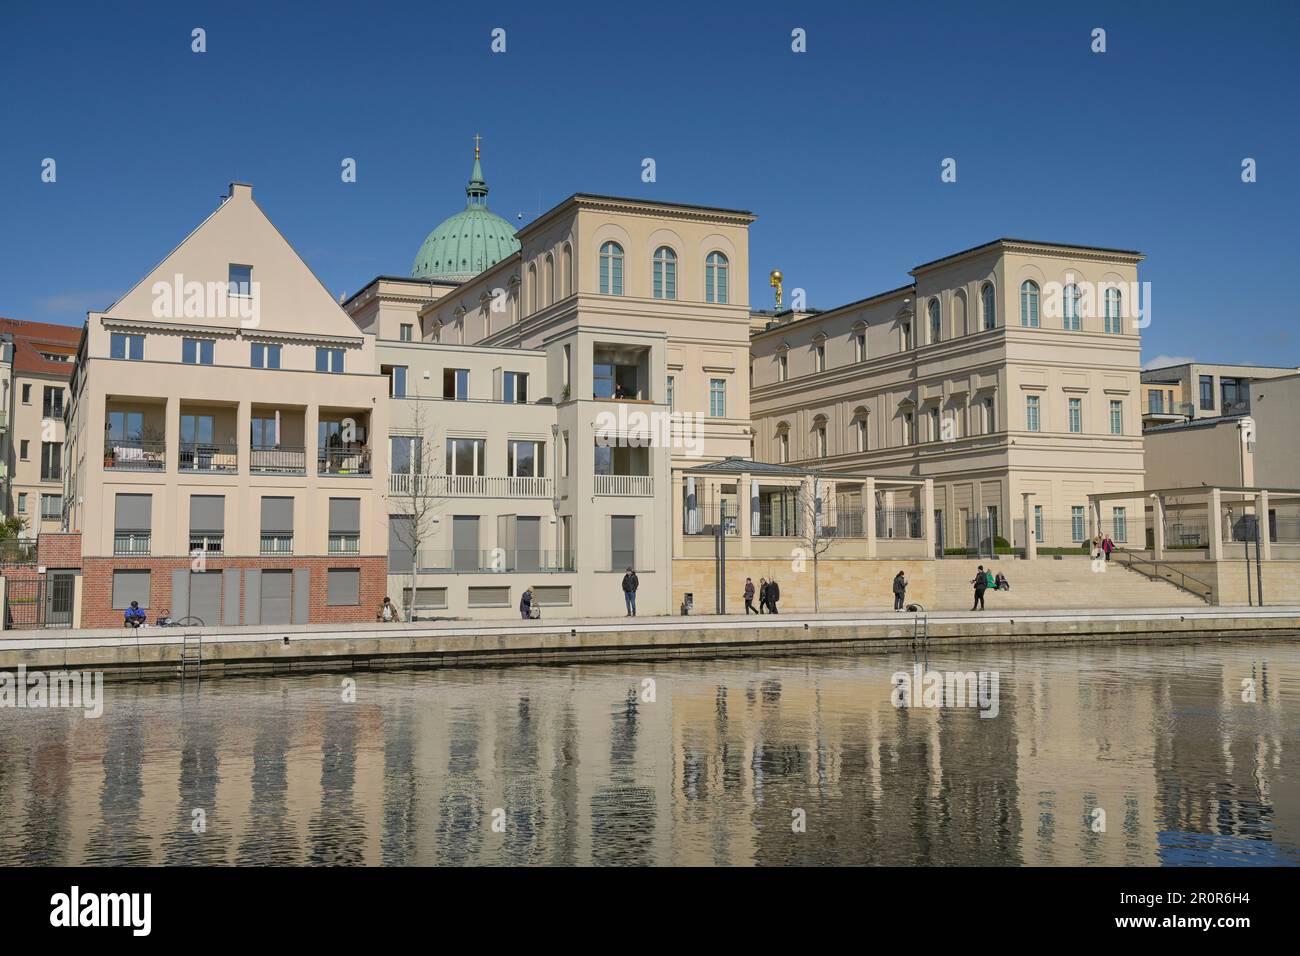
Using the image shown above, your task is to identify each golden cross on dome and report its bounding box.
[473,133,482,159]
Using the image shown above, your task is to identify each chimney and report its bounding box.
[227,182,253,201]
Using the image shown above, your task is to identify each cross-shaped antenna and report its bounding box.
[473,133,482,158]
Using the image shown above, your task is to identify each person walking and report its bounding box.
[622,567,639,617]
[519,586,533,620]
[1102,533,1115,562]
[1091,532,1103,559]
[892,570,908,611]
[767,578,781,614]
[758,578,769,614]
[743,578,757,614]
[971,565,988,611]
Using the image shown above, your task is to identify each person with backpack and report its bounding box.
[622,567,639,617]
[743,578,757,614]
[892,570,908,611]
[971,565,990,611]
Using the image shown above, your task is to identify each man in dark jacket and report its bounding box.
[767,578,780,614]
[971,565,988,611]
[622,567,639,616]
[758,578,769,613]
[892,571,907,611]
[743,578,757,614]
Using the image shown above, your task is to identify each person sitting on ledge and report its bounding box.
[124,601,146,628]
[377,596,400,623]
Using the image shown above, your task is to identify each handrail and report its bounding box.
[1117,552,1214,603]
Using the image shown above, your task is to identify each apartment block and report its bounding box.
[1140,361,1300,429]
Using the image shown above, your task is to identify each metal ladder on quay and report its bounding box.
[180,631,203,682]
[911,604,928,646]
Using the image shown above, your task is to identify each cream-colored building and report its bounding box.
[750,239,1148,551]
[1140,361,1299,428]
[63,183,389,627]
[0,318,79,536]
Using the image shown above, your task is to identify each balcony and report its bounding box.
[260,534,294,555]
[318,445,372,477]
[179,439,238,473]
[594,474,654,496]
[189,534,224,555]
[389,474,554,498]
[251,445,306,474]
[104,440,166,471]
[403,549,575,573]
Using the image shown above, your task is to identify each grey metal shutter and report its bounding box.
[260,496,294,533]
[327,568,359,605]
[260,570,292,624]
[389,515,414,574]
[189,495,225,532]
[244,569,261,625]
[452,516,479,571]
[171,569,189,618]
[223,568,241,625]
[112,570,151,608]
[328,498,360,534]
[611,515,636,570]
[516,516,541,572]
[189,572,222,626]
[115,493,152,530]
[293,568,310,623]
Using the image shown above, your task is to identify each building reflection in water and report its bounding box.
[0,641,1296,866]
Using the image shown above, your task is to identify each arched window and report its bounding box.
[852,408,870,452]
[1104,287,1122,334]
[981,283,996,330]
[1063,283,1082,330]
[705,251,729,304]
[545,254,555,307]
[561,243,572,299]
[1020,281,1040,328]
[599,242,624,295]
[653,246,677,300]
[928,298,941,344]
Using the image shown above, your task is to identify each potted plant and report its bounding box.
[561,384,571,402]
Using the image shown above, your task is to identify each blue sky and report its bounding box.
[1,0,1297,368]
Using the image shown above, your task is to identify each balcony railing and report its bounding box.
[318,446,372,476]
[395,549,575,573]
[189,534,224,555]
[328,533,360,555]
[251,445,306,474]
[260,534,294,555]
[114,532,151,556]
[388,473,554,498]
[179,439,238,473]
[594,474,654,496]
[104,440,165,471]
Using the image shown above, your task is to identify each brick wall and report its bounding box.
[80,555,387,628]
[36,532,82,569]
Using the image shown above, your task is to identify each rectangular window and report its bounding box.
[402,586,447,611]
[779,432,790,462]
[228,264,253,296]
[107,410,144,441]
[260,496,295,555]
[1112,506,1127,543]
[328,498,361,554]
[40,441,61,480]
[18,493,27,513]
[984,398,996,434]
[182,338,215,365]
[1148,390,1165,414]
[508,440,544,478]
[1071,506,1085,542]
[666,375,675,410]
[856,419,868,452]
[445,438,486,476]
[251,343,281,369]
[390,435,422,475]
[315,347,344,373]
[110,332,144,361]
[1026,395,1040,432]
[385,365,407,398]
[815,344,826,372]
[1221,377,1248,413]
[1068,397,1082,433]
[903,322,913,350]
[1109,399,1123,435]
[502,371,528,404]
[326,568,360,606]
[903,411,914,445]
[1034,505,1043,543]
[399,323,413,342]
[443,368,469,400]
[19,440,28,460]
[816,426,827,457]
[42,386,64,419]
[777,354,788,381]
[40,494,62,520]
[112,570,151,609]
[611,515,636,570]
[709,378,726,418]
[928,407,940,442]
[21,383,31,404]
[114,492,153,556]
[1199,375,1214,411]
[467,586,510,608]
[855,333,866,363]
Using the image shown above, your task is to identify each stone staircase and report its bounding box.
[931,557,1209,611]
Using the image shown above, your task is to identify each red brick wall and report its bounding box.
[80,555,387,628]
[36,532,82,569]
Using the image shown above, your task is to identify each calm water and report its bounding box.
[1,638,1297,866]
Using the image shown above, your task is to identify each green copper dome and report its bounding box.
[411,147,520,283]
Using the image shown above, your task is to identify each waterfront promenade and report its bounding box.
[3,605,1298,677]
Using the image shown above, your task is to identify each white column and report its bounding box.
[922,479,936,558]
[1258,490,1272,561]
[686,475,697,534]
[1208,487,1224,561]
[865,477,877,558]
[1152,495,1166,560]
[1022,493,1036,561]
[750,478,760,536]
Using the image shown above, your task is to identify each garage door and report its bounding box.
[189,572,223,626]
[261,570,292,625]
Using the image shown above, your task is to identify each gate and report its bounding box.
[4,573,75,629]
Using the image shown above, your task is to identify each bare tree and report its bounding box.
[389,392,444,621]
[794,476,838,613]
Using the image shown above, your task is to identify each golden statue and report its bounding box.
[769,269,783,311]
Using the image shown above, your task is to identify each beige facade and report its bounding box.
[750,239,1148,551]
[1140,361,1299,428]
[63,183,390,627]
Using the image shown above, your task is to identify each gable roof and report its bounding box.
[0,317,81,378]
